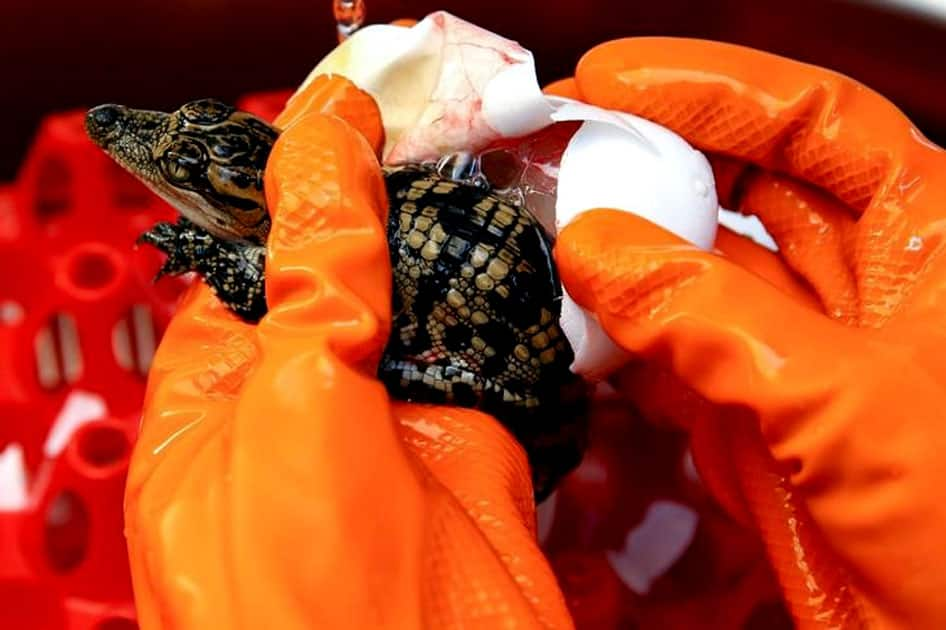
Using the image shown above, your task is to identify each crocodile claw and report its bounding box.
[138,221,206,281]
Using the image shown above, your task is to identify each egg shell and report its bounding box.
[552,98,718,249]
[550,99,718,377]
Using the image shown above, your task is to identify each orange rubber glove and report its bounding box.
[124,77,572,629]
[550,38,946,629]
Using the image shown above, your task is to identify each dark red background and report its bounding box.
[1,0,945,179]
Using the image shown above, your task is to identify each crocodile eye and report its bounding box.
[159,140,206,184]
[164,160,191,183]
[180,99,234,125]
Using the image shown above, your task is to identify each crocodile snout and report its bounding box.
[85,104,127,147]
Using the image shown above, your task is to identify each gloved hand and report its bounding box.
[123,76,572,629]
[550,38,946,629]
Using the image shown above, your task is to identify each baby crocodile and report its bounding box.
[85,98,587,500]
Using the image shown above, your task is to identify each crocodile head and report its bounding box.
[85,98,278,244]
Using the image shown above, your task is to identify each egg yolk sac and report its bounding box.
[296,10,721,379]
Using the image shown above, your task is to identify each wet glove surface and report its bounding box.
[125,79,573,630]
[552,37,946,629]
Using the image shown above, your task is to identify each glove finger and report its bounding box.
[215,113,427,628]
[263,112,390,367]
[602,220,818,525]
[556,53,856,320]
[694,411,865,629]
[543,67,850,320]
[576,38,946,327]
[125,282,258,629]
[554,209,862,420]
[275,74,385,156]
[733,169,860,322]
[394,402,573,629]
[575,37,945,216]
[713,225,822,312]
[542,77,581,98]
[127,282,255,491]
[607,354,860,629]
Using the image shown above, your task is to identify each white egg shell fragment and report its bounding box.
[299,11,553,163]
[606,500,700,595]
[718,207,778,251]
[558,289,634,381]
[551,98,718,378]
[551,98,718,248]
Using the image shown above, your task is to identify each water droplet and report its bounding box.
[906,235,924,252]
[334,0,366,42]
[435,152,487,186]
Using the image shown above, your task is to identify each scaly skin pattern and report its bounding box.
[90,100,588,498]
[138,218,266,320]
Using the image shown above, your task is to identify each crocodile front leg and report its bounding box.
[138,218,267,321]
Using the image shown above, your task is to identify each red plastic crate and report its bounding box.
[0,89,290,630]
[0,105,188,629]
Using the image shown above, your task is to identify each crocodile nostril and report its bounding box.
[86,104,122,132]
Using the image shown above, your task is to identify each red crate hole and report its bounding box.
[77,424,129,469]
[34,157,73,220]
[34,312,82,389]
[96,617,138,630]
[65,245,121,292]
[44,490,89,573]
[111,305,159,377]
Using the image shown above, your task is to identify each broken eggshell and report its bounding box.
[294,11,719,379]
[300,11,552,163]
[550,99,717,378]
